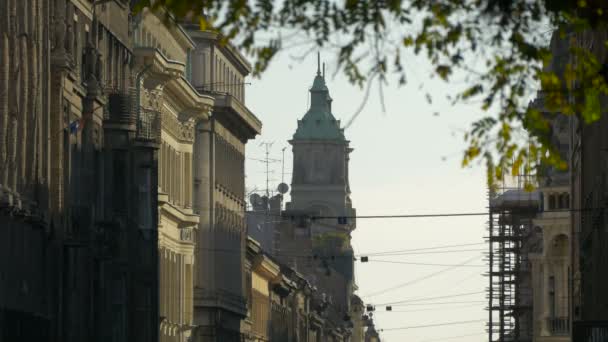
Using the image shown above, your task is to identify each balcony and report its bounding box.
[194,88,262,140]
[105,91,136,124]
[136,107,161,143]
[180,227,194,242]
[573,321,608,342]
[548,317,570,335]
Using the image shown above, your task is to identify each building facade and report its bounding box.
[524,34,573,341]
[569,28,608,341]
[244,236,357,342]
[1,3,378,341]
[184,24,263,341]
[506,27,608,342]
[132,8,218,342]
[1,1,161,341]
[282,59,357,334]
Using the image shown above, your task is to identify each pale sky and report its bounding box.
[245,49,490,341]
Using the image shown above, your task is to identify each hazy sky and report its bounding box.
[244,49,490,341]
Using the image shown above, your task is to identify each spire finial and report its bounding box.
[317,52,321,76]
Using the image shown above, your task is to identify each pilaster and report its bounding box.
[193,119,214,290]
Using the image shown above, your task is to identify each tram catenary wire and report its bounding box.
[379,319,485,331]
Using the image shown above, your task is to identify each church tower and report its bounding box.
[283,56,358,322]
[286,55,356,234]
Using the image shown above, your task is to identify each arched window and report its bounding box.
[559,193,569,209]
[548,194,556,210]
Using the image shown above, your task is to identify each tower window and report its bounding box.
[548,194,556,210]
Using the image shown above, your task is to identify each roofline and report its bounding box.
[182,27,252,75]
[136,7,196,51]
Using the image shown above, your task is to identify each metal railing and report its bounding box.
[574,321,608,342]
[548,317,570,335]
[136,107,161,142]
[105,90,136,123]
[179,227,194,242]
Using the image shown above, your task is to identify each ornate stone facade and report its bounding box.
[2,3,265,342]
[253,60,363,341]
[183,25,262,342]
[133,8,216,342]
[1,2,160,341]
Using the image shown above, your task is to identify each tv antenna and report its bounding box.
[258,141,280,198]
[281,147,287,184]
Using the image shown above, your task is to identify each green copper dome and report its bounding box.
[293,70,345,141]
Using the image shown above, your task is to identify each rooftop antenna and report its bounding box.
[317,52,321,76]
[259,141,275,198]
[323,62,326,79]
[281,147,287,184]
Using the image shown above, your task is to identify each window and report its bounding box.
[548,194,556,210]
[559,193,569,209]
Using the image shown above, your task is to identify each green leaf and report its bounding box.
[582,88,601,123]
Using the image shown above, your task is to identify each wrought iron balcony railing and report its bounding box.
[573,321,608,342]
[548,317,570,335]
[136,107,161,143]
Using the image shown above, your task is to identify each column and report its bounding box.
[6,0,19,194]
[159,144,163,191]
[160,248,165,320]
[26,0,39,189]
[193,119,213,289]
[0,0,9,192]
[178,253,183,326]
[17,0,30,194]
[562,257,569,318]
[178,152,183,206]
[172,251,177,324]
[541,262,550,335]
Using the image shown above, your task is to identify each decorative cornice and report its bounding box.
[183,29,252,74]
[165,77,214,121]
[133,47,184,89]
[194,288,248,317]
[159,200,200,227]
[252,254,281,280]
[205,92,262,141]
[161,109,196,143]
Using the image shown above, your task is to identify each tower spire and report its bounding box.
[317,52,321,76]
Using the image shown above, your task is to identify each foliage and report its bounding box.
[133,0,608,189]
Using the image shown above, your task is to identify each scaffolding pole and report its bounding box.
[487,186,539,342]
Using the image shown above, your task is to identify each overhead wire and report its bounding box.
[367,258,486,267]
[372,303,482,313]
[391,300,487,306]
[374,290,485,306]
[363,254,482,297]
[244,207,597,220]
[361,242,485,255]
[191,243,488,259]
[418,332,486,342]
[379,319,485,331]
[366,259,485,267]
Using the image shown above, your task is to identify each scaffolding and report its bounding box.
[487,177,540,342]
